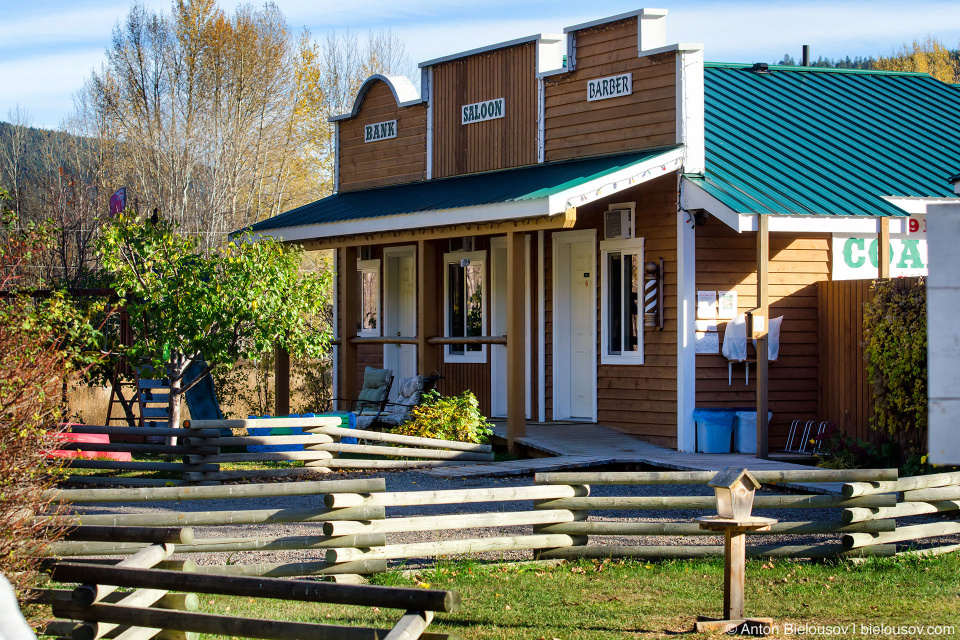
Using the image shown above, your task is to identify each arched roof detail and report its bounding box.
[329,74,422,122]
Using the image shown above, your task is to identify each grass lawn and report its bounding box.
[190,554,960,639]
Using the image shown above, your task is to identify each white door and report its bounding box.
[383,247,417,401]
[490,237,531,418]
[554,231,597,420]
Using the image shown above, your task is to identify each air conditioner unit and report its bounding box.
[604,209,634,240]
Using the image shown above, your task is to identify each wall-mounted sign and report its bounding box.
[587,73,633,102]
[461,98,505,125]
[832,216,927,280]
[364,120,397,143]
[696,290,717,319]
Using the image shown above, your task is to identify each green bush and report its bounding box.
[862,278,926,458]
[390,390,493,444]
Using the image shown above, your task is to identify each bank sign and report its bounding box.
[587,73,632,101]
[461,98,504,125]
[364,120,397,143]
[832,215,927,280]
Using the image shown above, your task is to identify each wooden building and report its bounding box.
[249,9,960,454]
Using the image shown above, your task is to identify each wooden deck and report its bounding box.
[425,422,843,494]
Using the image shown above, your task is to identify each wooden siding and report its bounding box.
[543,17,677,162]
[817,277,922,453]
[694,219,829,449]
[544,174,679,447]
[597,175,678,447]
[431,43,538,178]
[338,81,427,192]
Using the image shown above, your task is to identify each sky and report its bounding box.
[3,0,960,129]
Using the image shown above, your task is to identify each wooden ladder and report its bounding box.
[105,357,144,428]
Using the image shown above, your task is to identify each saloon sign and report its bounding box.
[461,98,505,125]
[832,215,928,280]
[364,120,397,143]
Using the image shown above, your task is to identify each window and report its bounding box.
[600,238,644,364]
[357,259,380,337]
[444,251,486,363]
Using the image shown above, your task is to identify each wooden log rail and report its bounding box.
[57,424,222,487]
[59,564,457,615]
[49,564,459,640]
[48,479,390,579]
[182,418,494,481]
[46,478,386,503]
[321,484,588,562]
[840,472,960,553]
[531,469,903,562]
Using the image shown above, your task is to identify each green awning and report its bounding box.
[248,146,683,239]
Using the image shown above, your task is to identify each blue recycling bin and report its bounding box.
[247,413,309,452]
[693,408,737,453]
[733,409,774,454]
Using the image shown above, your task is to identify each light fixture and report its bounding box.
[460,258,470,268]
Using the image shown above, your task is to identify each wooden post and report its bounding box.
[879,216,891,279]
[274,344,290,417]
[506,231,527,450]
[416,240,441,376]
[338,246,359,406]
[723,531,746,620]
[756,215,769,460]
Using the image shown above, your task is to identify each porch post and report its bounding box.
[756,215,770,459]
[338,245,359,406]
[417,239,441,375]
[507,230,527,450]
[274,345,290,416]
[879,217,891,278]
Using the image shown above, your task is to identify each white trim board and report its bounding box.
[537,229,546,423]
[676,204,696,452]
[563,8,667,34]
[419,33,546,68]
[884,196,960,215]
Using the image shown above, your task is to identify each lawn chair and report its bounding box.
[355,375,425,430]
[331,366,394,421]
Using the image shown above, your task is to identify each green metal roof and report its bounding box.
[248,147,678,232]
[688,63,960,217]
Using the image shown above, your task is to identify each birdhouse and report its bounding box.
[709,467,762,521]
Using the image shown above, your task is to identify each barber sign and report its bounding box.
[587,73,632,101]
[364,120,397,143]
[461,98,505,125]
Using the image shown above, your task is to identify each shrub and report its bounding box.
[0,192,103,604]
[862,278,927,458]
[391,390,493,444]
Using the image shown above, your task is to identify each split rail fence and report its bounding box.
[44,470,960,578]
[39,534,459,640]
[54,418,494,486]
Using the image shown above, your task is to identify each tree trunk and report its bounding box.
[168,357,184,446]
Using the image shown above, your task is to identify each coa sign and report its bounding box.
[832,216,927,280]
[587,73,633,102]
[461,98,505,125]
[364,120,397,143]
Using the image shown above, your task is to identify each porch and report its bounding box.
[427,421,844,495]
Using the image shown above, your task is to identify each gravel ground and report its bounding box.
[69,469,960,570]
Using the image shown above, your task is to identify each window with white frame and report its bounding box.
[357,259,380,337]
[443,251,486,363]
[600,238,644,364]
